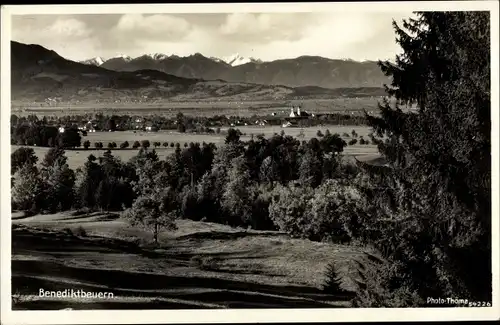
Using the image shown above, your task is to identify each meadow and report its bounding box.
[11,125,379,170]
[11,211,368,309]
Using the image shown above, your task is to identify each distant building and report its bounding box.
[289,106,310,118]
[296,107,310,117]
[282,121,297,128]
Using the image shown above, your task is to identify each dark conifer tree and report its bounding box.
[354,12,491,306]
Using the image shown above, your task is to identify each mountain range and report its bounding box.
[11,41,387,104]
[78,52,390,89]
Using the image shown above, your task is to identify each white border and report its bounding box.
[1,2,499,324]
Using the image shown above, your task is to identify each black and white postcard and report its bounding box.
[1,1,499,324]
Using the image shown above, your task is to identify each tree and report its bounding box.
[221,156,255,226]
[141,140,150,149]
[105,118,117,132]
[132,141,141,149]
[11,147,38,175]
[320,133,347,154]
[57,128,81,148]
[42,158,76,213]
[120,141,129,149]
[225,128,242,144]
[11,114,19,126]
[123,192,177,244]
[259,156,279,186]
[268,184,315,238]
[154,141,161,148]
[41,147,67,169]
[95,142,103,150]
[11,164,45,213]
[108,142,114,150]
[76,154,102,210]
[176,112,186,133]
[353,12,491,306]
[125,155,177,243]
[316,130,324,138]
[298,148,323,188]
[163,142,169,148]
[83,140,91,150]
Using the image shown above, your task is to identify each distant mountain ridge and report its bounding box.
[78,51,389,89]
[11,41,387,104]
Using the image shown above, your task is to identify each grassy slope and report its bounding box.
[11,212,369,310]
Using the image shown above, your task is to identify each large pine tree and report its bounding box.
[354,12,491,306]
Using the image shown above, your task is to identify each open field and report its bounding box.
[11,97,387,118]
[11,125,379,170]
[11,211,371,309]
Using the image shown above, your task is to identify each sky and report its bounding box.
[11,12,413,62]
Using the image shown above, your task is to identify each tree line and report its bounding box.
[10,110,369,136]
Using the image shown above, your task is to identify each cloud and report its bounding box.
[11,12,412,61]
[233,12,411,61]
[114,14,192,41]
[219,13,313,43]
[12,16,100,60]
[46,18,91,38]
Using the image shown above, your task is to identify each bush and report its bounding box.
[316,130,324,137]
[120,141,129,149]
[163,142,169,148]
[348,139,358,146]
[169,142,175,148]
[269,180,357,242]
[132,141,141,149]
[83,140,91,149]
[141,140,150,149]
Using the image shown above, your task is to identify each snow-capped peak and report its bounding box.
[80,57,105,66]
[210,56,224,63]
[146,53,168,60]
[111,54,132,61]
[222,53,260,67]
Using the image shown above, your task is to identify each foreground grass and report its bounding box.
[11,211,370,310]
